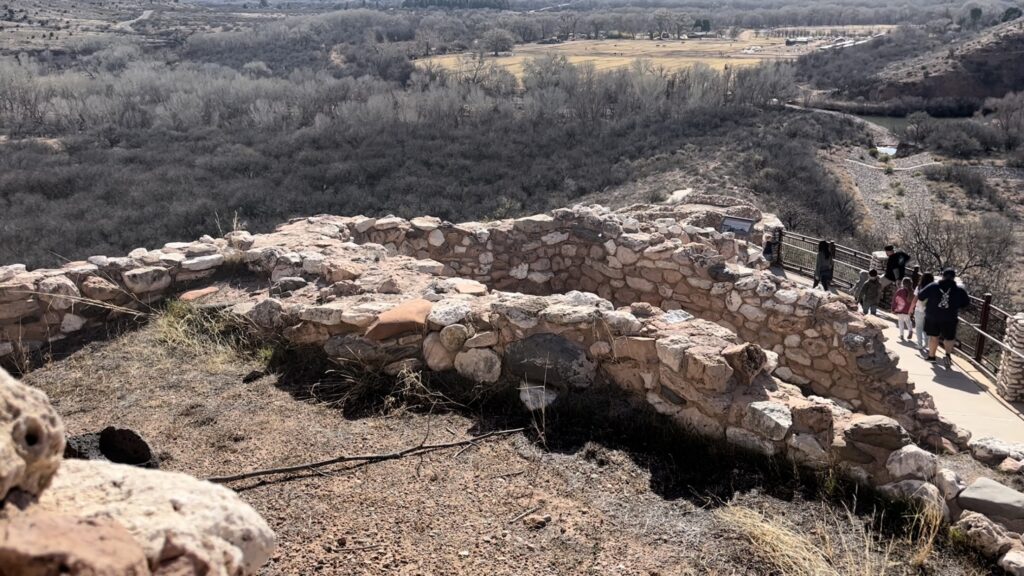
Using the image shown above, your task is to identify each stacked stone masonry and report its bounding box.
[6,200,1024,573]
[998,313,1024,402]
[0,201,969,452]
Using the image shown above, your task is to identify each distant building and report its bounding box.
[785,37,811,46]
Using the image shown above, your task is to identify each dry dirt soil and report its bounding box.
[20,310,999,576]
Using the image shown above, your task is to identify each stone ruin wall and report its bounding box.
[9,202,1024,572]
[342,204,926,427]
[0,202,963,450]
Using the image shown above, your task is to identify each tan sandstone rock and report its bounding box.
[0,368,65,501]
[38,459,276,576]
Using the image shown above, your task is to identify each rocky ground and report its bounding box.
[22,316,996,575]
[823,148,939,238]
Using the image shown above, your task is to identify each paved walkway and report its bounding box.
[844,158,942,172]
[773,268,1024,443]
[880,321,1024,443]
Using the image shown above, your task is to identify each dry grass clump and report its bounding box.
[717,505,840,576]
[716,502,904,576]
[906,505,945,568]
[154,300,272,371]
[816,505,898,576]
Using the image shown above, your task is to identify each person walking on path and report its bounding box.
[918,268,970,368]
[858,269,882,315]
[761,233,775,264]
[813,240,834,291]
[892,277,914,340]
[910,272,935,349]
[882,244,911,289]
[852,270,869,303]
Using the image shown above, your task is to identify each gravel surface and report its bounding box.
[828,148,937,236]
[20,319,996,575]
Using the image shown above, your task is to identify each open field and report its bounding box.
[421,36,834,76]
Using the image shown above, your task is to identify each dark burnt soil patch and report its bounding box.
[23,319,995,575]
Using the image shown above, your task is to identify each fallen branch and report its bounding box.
[508,505,543,525]
[207,427,525,484]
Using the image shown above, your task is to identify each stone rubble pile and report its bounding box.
[0,368,276,575]
[6,201,1024,572]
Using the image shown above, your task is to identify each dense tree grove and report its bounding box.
[0,28,866,268]
[501,0,1006,28]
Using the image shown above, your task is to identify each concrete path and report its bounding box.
[773,267,1024,442]
[880,321,1024,443]
[116,9,153,31]
[844,158,941,172]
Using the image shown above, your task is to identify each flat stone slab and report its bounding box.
[958,477,1024,521]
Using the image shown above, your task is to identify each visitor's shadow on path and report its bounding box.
[926,364,985,394]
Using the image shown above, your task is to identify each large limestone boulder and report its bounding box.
[743,401,792,442]
[878,480,948,520]
[0,512,150,575]
[843,415,911,450]
[36,276,80,310]
[122,267,171,295]
[954,511,1017,558]
[885,444,938,481]
[957,477,1024,530]
[968,436,1024,465]
[0,368,65,501]
[38,459,276,576]
[454,348,502,384]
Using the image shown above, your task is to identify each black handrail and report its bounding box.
[777,232,1014,377]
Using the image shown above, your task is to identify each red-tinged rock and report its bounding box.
[0,512,150,576]
[179,287,219,302]
[364,299,433,341]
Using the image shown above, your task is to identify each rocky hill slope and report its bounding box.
[876,19,1024,102]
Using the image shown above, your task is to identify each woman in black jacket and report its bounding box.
[813,240,835,291]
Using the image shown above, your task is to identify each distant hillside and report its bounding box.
[875,19,1024,102]
[797,19,1024,115]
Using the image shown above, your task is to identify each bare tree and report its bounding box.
[985,91,1024,149]
[902,210,1015,298]
[481,28,515,56]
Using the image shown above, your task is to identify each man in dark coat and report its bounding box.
[882,244,911,288]
[918,268,970,368]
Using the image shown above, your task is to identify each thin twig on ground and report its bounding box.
[207,427,525,484]
[508,505,543,525]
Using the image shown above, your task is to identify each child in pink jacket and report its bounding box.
[892,277,914,340]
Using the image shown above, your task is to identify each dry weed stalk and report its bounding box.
[816,504,896,576]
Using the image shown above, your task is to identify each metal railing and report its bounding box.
[774,231,872,291]
[775,230,1015,379]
